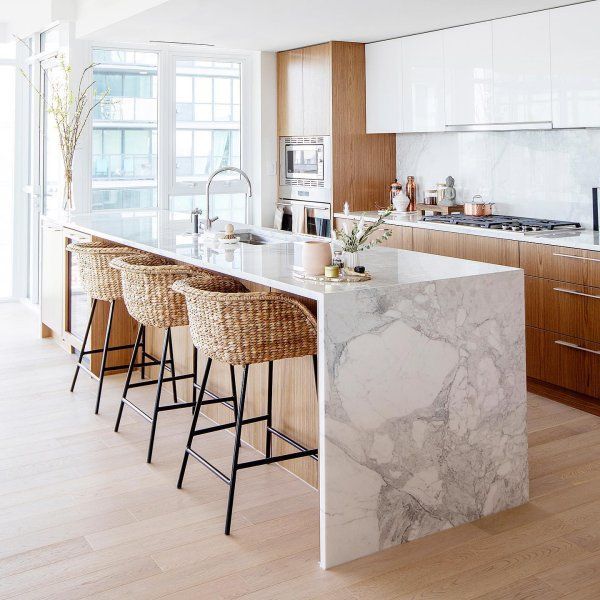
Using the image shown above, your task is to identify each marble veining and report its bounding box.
[54,209,528,570]
[396,128,600,230]
[321,270,528,567]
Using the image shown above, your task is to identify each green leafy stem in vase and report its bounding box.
[334,210,392,253]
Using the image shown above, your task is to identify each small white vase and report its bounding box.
[344,251,360,269]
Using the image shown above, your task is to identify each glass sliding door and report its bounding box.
[92,49,158,210]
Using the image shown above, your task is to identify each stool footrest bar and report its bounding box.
[237,448,318,470]
[186,448,231,484]
[80,343,136,356]
[157,401,195,412]
[121,398,153,422]
[193,414,267,437]
[267,426,319,461]
[128,373,194,388]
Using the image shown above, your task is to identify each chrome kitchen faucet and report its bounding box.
[204,166,253,230]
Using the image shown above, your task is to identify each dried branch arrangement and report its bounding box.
[18,39,109,210]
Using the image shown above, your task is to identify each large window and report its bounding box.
[175,60,241,183]
[92,50,158,210]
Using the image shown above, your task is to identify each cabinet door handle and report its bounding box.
[553,287,600,300]
[553,252,600,263]
[555,340,600,356]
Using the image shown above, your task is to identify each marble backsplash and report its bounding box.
[396,129,600,229]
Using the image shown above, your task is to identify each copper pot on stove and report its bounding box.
[464,195,494,216]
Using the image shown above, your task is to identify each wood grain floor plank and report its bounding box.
[3,303,600,599]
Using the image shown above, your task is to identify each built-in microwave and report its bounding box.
[279,136,331,204]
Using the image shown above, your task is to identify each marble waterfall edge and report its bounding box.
[320,269,528,568]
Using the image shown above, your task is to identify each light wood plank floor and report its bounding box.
[2,303,600,599]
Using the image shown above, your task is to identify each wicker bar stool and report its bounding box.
[110,256,241,463]
[67,242,144,414]
[172,277,318,535]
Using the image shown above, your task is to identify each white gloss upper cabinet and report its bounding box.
[492,11,551,124]
[551,1,600,128]
[365,38,403,133]
[402,31,445,132]
[443,22,493,126]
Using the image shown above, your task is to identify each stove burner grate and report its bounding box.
[422,214,582,232]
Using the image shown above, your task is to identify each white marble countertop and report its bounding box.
[54,209,515,300]
[334,211,600,252]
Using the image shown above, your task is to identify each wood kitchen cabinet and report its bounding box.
[277,49,304,136]
[278,42,395,213]
[277,44,331,136]
[412,228,460,259]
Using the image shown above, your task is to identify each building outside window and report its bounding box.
[175,60,241,183]
[92,49,158,210]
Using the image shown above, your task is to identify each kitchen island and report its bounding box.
[57,209,528,569]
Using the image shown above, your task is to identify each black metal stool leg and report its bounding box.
[70,299,97,392]
[265,361,274,458]
[115,324,143,432]
[229,364,238,419]
[140,326,146,380]
[191,346,198,411]
[224,364,249,536]
[312,354,318,392]
[94,300,116,415]
[177,357,212,489]
[167,328,178,403]
[147,329,170,463]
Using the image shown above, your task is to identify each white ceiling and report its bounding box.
[81,0,578,51]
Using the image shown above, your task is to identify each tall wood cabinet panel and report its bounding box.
[550,1,600,129]
[330,42,396,213]
[277,49,304,136]
[302,43,331,136]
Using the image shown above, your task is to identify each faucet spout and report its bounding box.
[204,166,253,231]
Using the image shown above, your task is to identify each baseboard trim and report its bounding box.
[527,377,600,417]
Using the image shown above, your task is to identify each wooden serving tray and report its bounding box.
[293,268,372,283]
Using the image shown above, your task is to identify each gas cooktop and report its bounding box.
[422,214,582,233]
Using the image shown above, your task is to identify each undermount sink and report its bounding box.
[236,232,286,245]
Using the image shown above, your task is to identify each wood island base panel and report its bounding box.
[46,209,529,569]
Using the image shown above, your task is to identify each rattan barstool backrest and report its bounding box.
[110,255,200,329]
[172,277,317,365]
[66,242,143,302]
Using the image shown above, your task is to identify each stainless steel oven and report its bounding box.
[279,136,331,204]
[276,199,331,237]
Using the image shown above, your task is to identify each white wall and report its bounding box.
[396,129,600,228]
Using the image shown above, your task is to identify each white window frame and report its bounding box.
[87,43,255,214]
